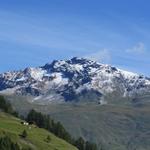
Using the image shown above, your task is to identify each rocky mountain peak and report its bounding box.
[0,57,150,104]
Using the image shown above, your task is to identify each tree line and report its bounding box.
[26,109,99,150]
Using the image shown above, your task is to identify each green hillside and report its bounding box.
[0,112,78,150]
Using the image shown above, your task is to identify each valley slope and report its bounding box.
[0,111,78,150]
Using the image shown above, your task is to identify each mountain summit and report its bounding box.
[0,57,150,104]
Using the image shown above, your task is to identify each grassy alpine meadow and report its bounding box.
[0,112,78,150]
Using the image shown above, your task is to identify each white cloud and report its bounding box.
[126,42,145,54]
[85,49,111,63]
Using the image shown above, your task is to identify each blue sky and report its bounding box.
[0,0,150,75]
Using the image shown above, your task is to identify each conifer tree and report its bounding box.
[21,130,27,138]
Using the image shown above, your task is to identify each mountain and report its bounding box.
[1,57,150,150]
[0,57,150,105]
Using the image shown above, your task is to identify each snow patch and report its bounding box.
[118,69,138,79]
[51,73,68,85]
[54,60,66,68]
[16,77,26,82]
[29,68,46,81]
[72,64,83,72]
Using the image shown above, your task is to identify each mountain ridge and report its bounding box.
[0,57,150,104]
